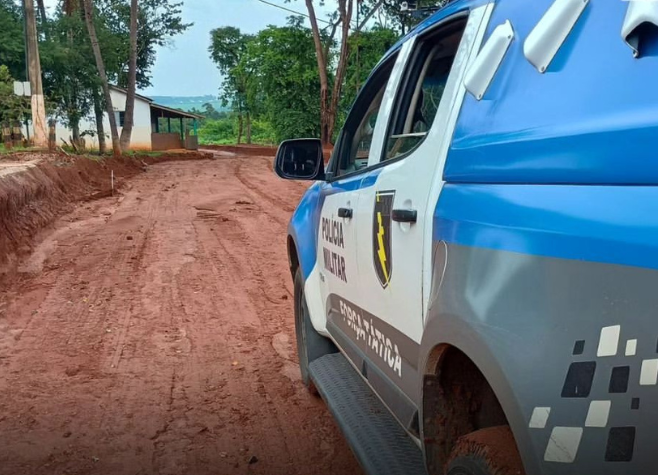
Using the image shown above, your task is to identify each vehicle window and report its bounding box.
[383,21,466,162]
[334,58,396,178]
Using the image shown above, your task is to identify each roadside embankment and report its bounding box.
[0,151,210,274]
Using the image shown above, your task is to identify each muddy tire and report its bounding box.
[445,426,525,475]
[294,268,336,394]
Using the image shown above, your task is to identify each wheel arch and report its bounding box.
[418,330,537,475]
[287,234,300,279]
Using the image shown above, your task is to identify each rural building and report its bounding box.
[23,86,202,152]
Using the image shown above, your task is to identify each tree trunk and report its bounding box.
[119,0,138,152]
[36,0,46,21]
[305,0,354,146]
[82,0,121,156]
[305,0,331,146]
[245,111,252,144]
[327,0,353,142]
[35,0,48,40]
[71,119,80,147]
[237,112,243,145]
[93,87,106,154]
[23,0,48,148]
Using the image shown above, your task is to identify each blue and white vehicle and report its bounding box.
[274,1,658,474]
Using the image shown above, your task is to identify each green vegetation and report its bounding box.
[0,0,190,151]
[207,15,405,146]
[0,65,29,123]
[197,111,276,145]
[0,144,32,154]
[0,0,448,150]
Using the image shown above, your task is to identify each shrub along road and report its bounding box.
[0,151,362,475]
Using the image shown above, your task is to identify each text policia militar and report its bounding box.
[322,217,347,282]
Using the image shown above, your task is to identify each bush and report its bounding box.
[198,115,277,146]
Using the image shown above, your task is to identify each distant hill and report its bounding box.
[150,95,227,113]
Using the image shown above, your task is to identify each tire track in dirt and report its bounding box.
[0,155,363,475]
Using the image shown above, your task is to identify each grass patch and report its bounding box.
[128,151,165,157]
[0,144,33,155]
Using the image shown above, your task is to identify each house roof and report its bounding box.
[150,103,204,120]
[109,85,203,120]
[109,85,153,103]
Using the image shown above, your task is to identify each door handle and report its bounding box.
[338,207,353,219]
[392,209,417,223]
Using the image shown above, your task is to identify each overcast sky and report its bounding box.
[44,0,335,97]
[143,0,334,97]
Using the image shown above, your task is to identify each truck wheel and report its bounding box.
[445,426,525,475]
[294,268,336,394]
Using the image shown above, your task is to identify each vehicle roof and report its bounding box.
[378,0,489,66]
[374,0,658,185]
[446,0,658,184]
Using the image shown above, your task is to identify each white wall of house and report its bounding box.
[108,88,152,151]
[23,88,153,151]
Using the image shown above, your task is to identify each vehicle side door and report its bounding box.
[350,9,490,428]
[316,43,415,348]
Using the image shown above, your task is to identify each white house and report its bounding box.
[24,86,201,151]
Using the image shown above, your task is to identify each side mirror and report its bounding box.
[274,138,325,181]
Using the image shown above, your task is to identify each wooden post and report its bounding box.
[2,122,12,150]
[179,117,184,141]
[167,117,171,133]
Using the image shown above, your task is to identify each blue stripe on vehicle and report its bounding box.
[290,169,383,281]
[435,184,658,271]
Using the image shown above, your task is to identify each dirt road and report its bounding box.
[0,152,362,475]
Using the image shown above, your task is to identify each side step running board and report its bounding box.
[309,353,429,475]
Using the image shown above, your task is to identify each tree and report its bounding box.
[39,1,98,148]
[201,102,223,120]
[244,19,321,141]
[24,0,48,147]
[82,0,121,156]
[92,0,190,152]
[339,26,398,123]
[119,0,137,151]
[95,0,191,89]
[41,13,92,147]
[209,27,254,143]
[360,0,450,34]
[0,0,26,80]
[299,0,356,145]
[0,65,30,123]
[35,0,46,25]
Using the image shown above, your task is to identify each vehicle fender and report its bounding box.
[418,242,542,475]
[287,182,330,335]
[287,182,323,281]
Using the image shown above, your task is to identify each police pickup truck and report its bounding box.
[274,1,658,474]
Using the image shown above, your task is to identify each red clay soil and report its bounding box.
[448,426,525,475]
[204,144,335,161]
[0,151,210,274]
[0,150,361,475]
[202,144,278,157]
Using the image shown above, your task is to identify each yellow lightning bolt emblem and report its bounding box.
[376,194,390,286]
